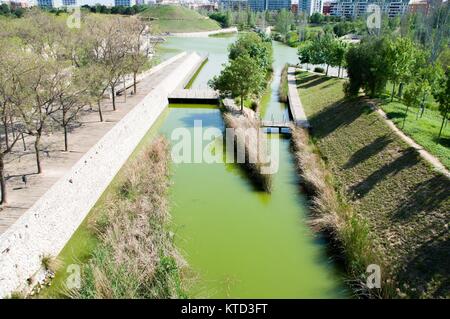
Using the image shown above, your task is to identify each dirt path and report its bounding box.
[0,55,188,234]
[376,107,450,178]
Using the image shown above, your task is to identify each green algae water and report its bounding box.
[156,37,347,298]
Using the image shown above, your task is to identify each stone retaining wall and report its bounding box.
[0,52,203,298]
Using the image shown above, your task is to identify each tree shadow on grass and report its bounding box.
[349,147,420,199]
[385,111,406,120]
[309,98,369,140]
[297,76,331,89]
[296,74,321,87]
[391,174,450,221]
[434,136,450,148]
[343,135,393,169]
[397,231,450,298]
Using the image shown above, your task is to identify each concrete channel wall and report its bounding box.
[0,51,203,298]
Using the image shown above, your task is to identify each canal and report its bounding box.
[155,36,346,298]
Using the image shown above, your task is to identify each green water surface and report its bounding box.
[156,37,347,298]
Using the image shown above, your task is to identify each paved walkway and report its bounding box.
[288,67,309,128]
[0,54,189,234]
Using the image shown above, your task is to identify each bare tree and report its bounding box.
[123,17,153,95]
[0,41,30,204]
[16,57,67,174]
[50,68,89,151]
[85,16,129,111]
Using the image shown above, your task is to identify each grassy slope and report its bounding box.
[139,5,220,33]
[296,71,450,298]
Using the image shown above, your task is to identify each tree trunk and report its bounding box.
[326,64,329,76]
[2,116,9,150]
[111,86,116,111]
[34,135,42,174]
[9,116,15,139]
[21,133,26,151]
[98,100,103,122]
[123,77,127,103]
[133,72,137,94]
[240,96,244,113]
[398,82,404,98]
[391,82,396,102]
[438,109,448,140]
[338,65,341,78]
[402,105,410,129]
[63,125,68,152]
[0,155,6,205]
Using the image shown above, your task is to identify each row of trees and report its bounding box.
[0,10,153,204]
[345,35,449,139]
[210,32,273,112]
[298,34,348,77]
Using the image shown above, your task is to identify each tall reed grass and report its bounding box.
[291,127,392,298]
[72,137,187,299]
[223,111,273,192]
[278,64,289,103]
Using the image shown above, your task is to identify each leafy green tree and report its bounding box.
[386,37,417,101]
[298,41,313,70]
[345,37,391,97]
[433,70,450,139]
[309,12,324,24]
[403,65,443,128]
[229,32,273,76]
[0,3,10,16]
[209,55,265,113]
[275,9,293,41]
[330,39,348,78]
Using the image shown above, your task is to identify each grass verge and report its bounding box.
[379,100,449,170]
[296,70,450,298]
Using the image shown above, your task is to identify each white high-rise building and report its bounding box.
[299,0,324,16]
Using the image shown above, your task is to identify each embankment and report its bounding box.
[295,70,449,298]
[74,137,186,299]
[0,52,204,298]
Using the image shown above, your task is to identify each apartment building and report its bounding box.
[329,0,410,18]
[220,0,292,11]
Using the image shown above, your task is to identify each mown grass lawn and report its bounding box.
[139,5,220,33]
[380,100,449,169]
[296,70,450,298]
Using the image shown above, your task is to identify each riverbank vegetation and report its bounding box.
[279,64,289,103]
[210,32,274,192]
[296,70,449,298]
[70,137,187,298]
[224,112,272,192]
[291,127,383,297]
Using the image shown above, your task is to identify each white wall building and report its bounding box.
[329,0,410,18]
[299,0,323,15]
